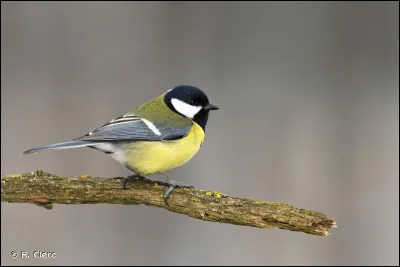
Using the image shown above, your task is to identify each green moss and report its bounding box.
[191,196,200,202]
[256,201,293,209]
[43,203,53,210]
[34,169,44,176]
[36,203,53,210]
[201,190,227,199]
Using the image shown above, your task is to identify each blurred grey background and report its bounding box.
[1,1,399,265]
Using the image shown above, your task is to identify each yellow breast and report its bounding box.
[124,122,205,175]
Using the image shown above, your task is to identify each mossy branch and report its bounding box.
[1,170,336,236]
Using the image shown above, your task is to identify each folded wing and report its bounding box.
[76,115,191,142]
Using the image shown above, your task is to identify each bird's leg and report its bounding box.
[123,174,149,189]
[158,173,194,205]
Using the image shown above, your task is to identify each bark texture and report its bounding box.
[1,170,337,236]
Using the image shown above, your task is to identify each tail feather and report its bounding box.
[22,140,96,155]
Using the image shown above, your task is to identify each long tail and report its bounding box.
[22,140,96,155]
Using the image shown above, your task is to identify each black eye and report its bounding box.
[189,100,195,104]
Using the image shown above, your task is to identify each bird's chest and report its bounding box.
[125,123,205,174]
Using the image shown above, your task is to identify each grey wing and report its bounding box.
[75,115,191,142]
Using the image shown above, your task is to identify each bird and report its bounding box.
[23,85,219,205]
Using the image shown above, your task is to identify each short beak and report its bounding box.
[203,103,219,111]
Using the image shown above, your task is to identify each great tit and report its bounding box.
[23,85,219,205]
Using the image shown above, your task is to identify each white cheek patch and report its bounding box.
[171,98,202,118]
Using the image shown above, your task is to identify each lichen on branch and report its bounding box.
[1,170,337,236]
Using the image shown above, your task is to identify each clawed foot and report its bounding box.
[158,173,194,206]
[123,174,149,189]
[123,173,193,206]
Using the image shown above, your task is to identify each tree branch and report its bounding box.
[1,170,336,236]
